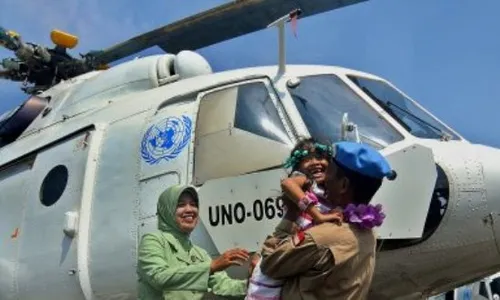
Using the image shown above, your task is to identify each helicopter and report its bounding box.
[1,0,500,299]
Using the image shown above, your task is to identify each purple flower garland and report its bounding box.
[343,203,386,229]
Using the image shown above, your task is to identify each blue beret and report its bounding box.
[332,142,397,180]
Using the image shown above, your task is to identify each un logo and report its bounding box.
[140,115,192,165]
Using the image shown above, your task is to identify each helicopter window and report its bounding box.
[287,74,403,148]
[348,75,460,141]
[0,96,48,148]
[234,83,291,144]
[444,291,454,300]
[193,81,293,184]
[0,106,20,125]
[479,281,489,298]
[491,277,500,296]
[39,165,68,207]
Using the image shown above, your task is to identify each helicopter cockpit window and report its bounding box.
[0,96,48,148]
[287,74,403,149]
[491,277,500,297]
[478,280,499,299]
[348,75,460,141]
[0,106,20,126]
[193,81,293,185]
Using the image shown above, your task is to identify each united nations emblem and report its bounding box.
[140,115,192,165]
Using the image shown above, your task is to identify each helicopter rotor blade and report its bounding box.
[88,0,368,65]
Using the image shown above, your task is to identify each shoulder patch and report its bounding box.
[292,231,306,246]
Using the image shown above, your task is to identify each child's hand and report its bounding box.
[314,212,343,225]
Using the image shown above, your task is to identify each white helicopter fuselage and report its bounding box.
[1,53,500,300]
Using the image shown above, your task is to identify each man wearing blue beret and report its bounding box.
[260,141,396,300]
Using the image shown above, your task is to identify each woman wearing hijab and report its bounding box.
[137,184,249,300]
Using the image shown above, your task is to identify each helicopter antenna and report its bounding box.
[267,8,301,75]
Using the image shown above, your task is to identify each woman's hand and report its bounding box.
[210,248,250,273]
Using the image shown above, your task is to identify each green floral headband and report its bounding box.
[283,143,334,169]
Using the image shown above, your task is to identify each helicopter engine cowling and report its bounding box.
[58,51,212,116]
[157,50,212,84]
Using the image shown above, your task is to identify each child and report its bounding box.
[245,138,343,300]
[280,139,344,230]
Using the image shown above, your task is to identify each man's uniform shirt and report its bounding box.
[260,222,377,300]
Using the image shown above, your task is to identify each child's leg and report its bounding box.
[246,220,293,298]
[247,256,284,299]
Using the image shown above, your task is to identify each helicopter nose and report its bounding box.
[475,144,500,210]
[474,144,500,256]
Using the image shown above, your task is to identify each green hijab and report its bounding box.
[157,185,199,247]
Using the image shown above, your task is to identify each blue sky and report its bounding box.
[1,0,498,147]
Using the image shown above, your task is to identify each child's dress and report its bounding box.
[245,172,333,300]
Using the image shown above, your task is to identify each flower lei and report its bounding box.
[283,143,334,169]
[343,203,386,230]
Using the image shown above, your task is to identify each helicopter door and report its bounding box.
[17,131,92,300]
[191,79,297,253]
[372,141,437,239]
